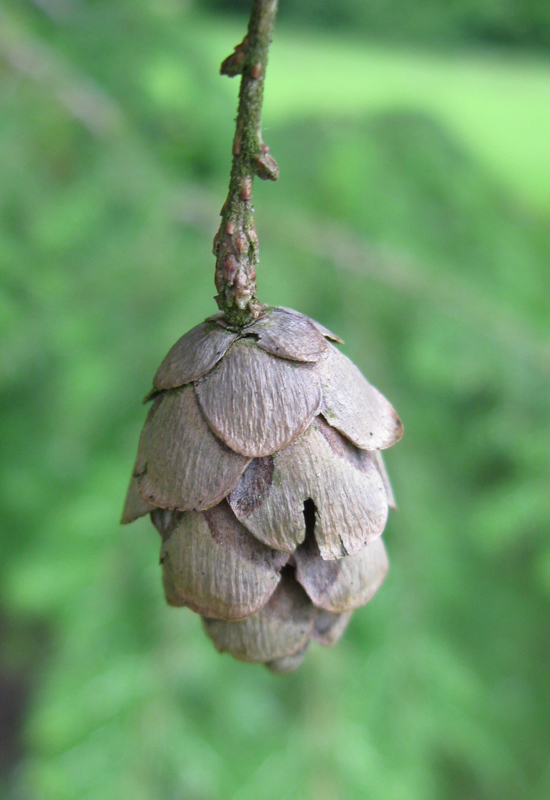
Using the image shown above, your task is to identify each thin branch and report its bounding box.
[213,0,279,328]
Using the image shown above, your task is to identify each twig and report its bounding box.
[213,0,279,328]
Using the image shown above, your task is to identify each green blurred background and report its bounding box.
[1,0,549,798]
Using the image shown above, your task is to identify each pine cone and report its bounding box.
[122,307,402,673]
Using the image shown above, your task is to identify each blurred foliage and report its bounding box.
[1,1,550,799]
[207,0,550,50]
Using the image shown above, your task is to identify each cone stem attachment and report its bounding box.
[213,0,279,328]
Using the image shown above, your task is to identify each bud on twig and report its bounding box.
[255,151,279,181]
[220,37,248,77]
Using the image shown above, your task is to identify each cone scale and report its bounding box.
[122,308,402,672]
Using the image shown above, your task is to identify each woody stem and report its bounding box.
[213,0,279,329]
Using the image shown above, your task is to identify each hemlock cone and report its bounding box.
[122,306,402,673]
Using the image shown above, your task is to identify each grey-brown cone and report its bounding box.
[122,307,402,672]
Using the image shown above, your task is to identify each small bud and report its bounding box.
[223,255,239,284]
[220,37,248,77]
[255,152,279,182]
[225,221,236,236]
[248,228,259,248]
[241,177,253,201]
[233,271,248,291]
[251,62,262,79]
[235,233,249,254]
[232,137,241,156]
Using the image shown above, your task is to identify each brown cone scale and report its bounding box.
[122,307,402,671]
